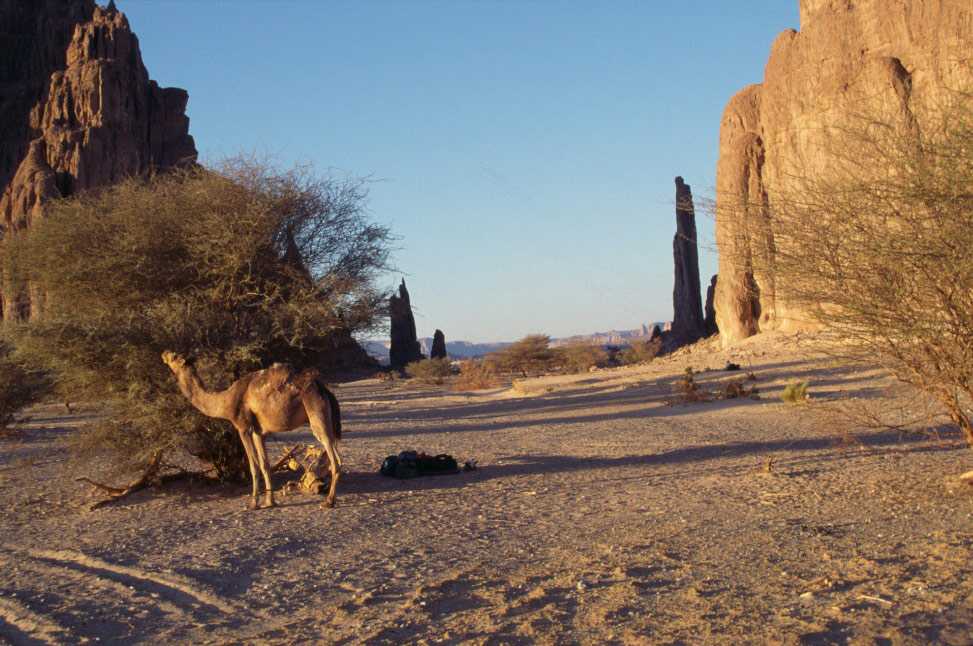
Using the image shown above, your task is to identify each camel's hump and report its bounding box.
[252,364,319,392]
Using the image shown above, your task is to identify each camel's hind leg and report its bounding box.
[251,433,276,509]
[303,391,341,508]
[234,426,262,510]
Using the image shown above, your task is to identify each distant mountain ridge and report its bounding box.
[362,323,666,365]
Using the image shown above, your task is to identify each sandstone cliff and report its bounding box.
[714,0,973,346]
[0,0,196,320]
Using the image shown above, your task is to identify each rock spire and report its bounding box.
[430,329,447,360]
[389,279,423,369]
[704,275,718,337]
[671,176,705,344]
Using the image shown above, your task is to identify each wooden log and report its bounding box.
[271,444,301,473]
[79,451,164,511]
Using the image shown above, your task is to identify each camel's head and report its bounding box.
[161,351,192,373]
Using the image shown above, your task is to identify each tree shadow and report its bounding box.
[343,358,886,430]
[336,428,966,498]
[353,384,889,441]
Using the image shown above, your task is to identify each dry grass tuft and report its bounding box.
[405,358,454,384]
[781,381,809,404]
[673,367,710,404]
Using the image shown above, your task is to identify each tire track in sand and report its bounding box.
[2,547,276,642]
[0,596,69,646]
[24,549,240,616]
[0,551,189,622]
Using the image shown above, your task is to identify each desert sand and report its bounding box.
[1,332,971,644]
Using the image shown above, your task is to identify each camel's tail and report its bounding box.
[318,382,342,441]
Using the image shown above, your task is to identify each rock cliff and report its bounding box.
[714,0,973,345]
[0,0,196,320]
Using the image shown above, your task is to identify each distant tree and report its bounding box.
[489,334,557,377]
[617,339,662,366]
[556,342,609,373]
[2,158,392,485]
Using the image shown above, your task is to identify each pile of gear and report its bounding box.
[380,451,461,479]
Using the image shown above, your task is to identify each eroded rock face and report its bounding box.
[714,0,973,346]
[318,328,379,374]
[0,0,94,204]
[0,0,197,320]
[671,176,705,344]
[389,279,423,369]
[430,329,447,360]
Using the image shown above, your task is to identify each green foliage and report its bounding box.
[780,381,809,404]
[405,357,453,384]
[555,343,609,374]
[489,335,557,377]
[0,342,51,433]
[3,159,392,480]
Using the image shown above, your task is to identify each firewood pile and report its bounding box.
[272,444,331,495]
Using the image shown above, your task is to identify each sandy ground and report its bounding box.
[1,332,971,645]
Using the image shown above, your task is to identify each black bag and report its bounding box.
[380,451,459,479]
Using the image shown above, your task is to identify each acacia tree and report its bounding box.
[2,159,392,486]
[749,98,973,446]
[489,335,557,377]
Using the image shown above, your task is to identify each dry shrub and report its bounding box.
[722,379,759,400]
[673,367,709,403]
[556,342,609,373]
[618,339,662,366]
[0,342,51,434]
[781,381,809,405]
[716,94,973,446]
[2,158,392,483]
[453,360,502,391]
[405,357,453,384]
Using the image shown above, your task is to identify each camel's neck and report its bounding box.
[174,366,232,420]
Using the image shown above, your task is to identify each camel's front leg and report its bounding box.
[251,433,276,509]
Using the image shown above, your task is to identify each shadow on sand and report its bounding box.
[332,427,965,500]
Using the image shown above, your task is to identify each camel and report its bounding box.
[161,351,343,509]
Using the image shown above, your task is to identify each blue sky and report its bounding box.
[121,0,799,343]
